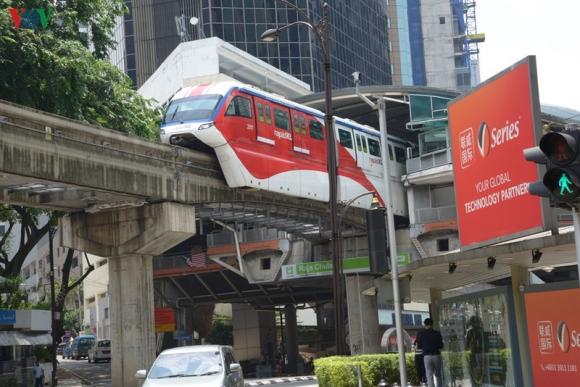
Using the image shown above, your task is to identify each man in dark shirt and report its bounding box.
[416,318,443,387]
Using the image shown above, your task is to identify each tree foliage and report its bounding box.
[0,0,161,140]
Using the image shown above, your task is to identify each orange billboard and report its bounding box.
[524,288,580,386]
[448,56,549,249]
[155,308,176,333]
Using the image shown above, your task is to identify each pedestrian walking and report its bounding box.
[416,318,443,387]
[413,340,426,384]
[33,361,44,387]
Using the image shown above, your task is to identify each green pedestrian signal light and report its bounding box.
[524,129,580,206]
[544,168,580,201]
[559,172,574,196]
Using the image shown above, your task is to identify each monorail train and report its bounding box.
[160,81,408,215]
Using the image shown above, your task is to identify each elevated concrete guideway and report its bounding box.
[0,99,364,231]
[0,99,363,386]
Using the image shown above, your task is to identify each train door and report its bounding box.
[365,135,382,177]
[388,143,406,177]
[354,132,369,170]
[224,92,256,145]
[291,111,309,156]
[255,97,276,146]
[337,125,357,202]
[271,104,297,195]
[300,117,327,201]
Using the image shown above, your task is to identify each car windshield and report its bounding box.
[78,339,93,346]
[98,340,110,347]
[163,95,222,124]
[148,351,222,379]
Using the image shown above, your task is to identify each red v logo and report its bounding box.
[9,7,26,29]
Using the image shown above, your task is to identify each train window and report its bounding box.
[293,114,306,134]
[257,103,265,122]
[309,120,324,140]
[394,146,406,163]
[225,96,252,118]
[338,129,353,149]
[355,134,363,152]
[264,105,272,124]
[361,136,368,153]
[274,109,289,130]
[368,138,381,157]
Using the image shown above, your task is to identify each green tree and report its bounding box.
[0,0,162,139]
[0,1,158,346]
[207,320,233,346]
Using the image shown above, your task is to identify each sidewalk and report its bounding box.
[55,366,86,386]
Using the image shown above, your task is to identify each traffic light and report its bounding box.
[524,128,580,206]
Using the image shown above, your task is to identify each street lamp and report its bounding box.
[261,1,347,355]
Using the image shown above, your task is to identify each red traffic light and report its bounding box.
[539,132,578,166]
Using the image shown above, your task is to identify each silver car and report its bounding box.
[135,345,243,387]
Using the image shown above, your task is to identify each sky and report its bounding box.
[476,0,580,114]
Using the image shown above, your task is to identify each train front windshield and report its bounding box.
[163,94,222,124]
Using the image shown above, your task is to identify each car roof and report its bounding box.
[159,345,229,355]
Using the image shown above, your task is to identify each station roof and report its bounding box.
[294,85,459,142]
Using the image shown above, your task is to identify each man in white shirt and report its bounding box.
[33,361,44,387]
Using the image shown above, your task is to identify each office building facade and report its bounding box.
[387,0,483,91]
[117,0,392,91]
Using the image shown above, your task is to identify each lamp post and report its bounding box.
[354,82,409,386]
[261,1,346,355]
[48,225,57,387]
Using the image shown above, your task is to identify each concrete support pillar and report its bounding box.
[511,265,532,387]
[345,274,380,355]
[284,304,298,374]
[232,304,276,365]
[61,202,195,387]
[109,254,155,386]
[429,288,443,328]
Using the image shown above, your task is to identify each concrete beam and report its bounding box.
[61,202,195,257]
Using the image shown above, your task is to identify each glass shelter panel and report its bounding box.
[439,290,518,387]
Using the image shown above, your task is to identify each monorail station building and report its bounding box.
[110,38,580,385]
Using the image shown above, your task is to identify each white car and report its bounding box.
[135,345,244,387]
[88,339,111,363]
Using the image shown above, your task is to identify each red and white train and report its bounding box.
[160,81,408,215]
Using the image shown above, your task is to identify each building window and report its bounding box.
[72,257,78,268]
[439,16,445,24]
[261,258,271,270]
[104,308,109,319]
[431,184,455,207]
[437,238,450,252]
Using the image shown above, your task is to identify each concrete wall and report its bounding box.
[83,254,110,338]
[232,304,276,362]
[346,274,380,355]
[420,0,456,90]
[14,310,51,331]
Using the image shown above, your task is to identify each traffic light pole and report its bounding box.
[573,207,580,282]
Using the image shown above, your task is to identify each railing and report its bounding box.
[406,148,451,174]
[415,205,457,224]
[207,227,288,246]
[153,254,213,272]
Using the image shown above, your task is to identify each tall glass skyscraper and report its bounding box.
[122,0,392,91]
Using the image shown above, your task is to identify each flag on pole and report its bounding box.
[185,252,206,268]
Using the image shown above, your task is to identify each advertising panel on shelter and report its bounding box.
[449,56,548,249]
[524,288,580,386]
